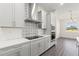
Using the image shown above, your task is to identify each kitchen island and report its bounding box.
[0,38,30,56]
[0,35,52,56]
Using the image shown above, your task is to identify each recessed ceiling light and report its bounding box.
[60,3,64,5]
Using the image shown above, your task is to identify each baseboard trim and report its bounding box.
[58,37,76,40]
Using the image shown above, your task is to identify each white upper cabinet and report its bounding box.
[0,3,13,26]
[42,10,46,29]
[0,3,25,27]
[37,7,46,29]
[14,3,25,27]
[51,12,56,26]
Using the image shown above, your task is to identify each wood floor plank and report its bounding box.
[41,38,78,56]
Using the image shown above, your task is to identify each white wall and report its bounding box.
[51,12,56,26]
[0,27,23,41]
[56,18,60,38]
[55,4,79,39]
[60,17,79,39]
[51,12,60,39]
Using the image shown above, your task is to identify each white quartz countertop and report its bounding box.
[40,34,51,37]
[0,38,30,49]
[0,35,50,49]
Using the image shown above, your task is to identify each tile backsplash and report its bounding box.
[23,22,38,37]
[38,29,43,36]
[0,28,6,41]
[0,27,23,40]
[0,21,42,41]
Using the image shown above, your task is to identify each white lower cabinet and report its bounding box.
[0,36,51,56]
[30,38,45,56]
[7,52,20,56]
[39,39,45,55]
[20,43,30,56]
[30,40,40,56]
[44,36,51,51]
[0,47,21,56]
[1,51,20,56]
[0,43,30,56]
[30,36,51,56]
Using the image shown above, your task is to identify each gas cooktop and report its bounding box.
[25,36,43,40]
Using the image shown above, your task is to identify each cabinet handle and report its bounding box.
[38,43,40,47]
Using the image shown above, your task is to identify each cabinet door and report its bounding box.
[20,43,30,56]
[31,40,40,56]
[5,51,20,56]
[44,36,51,51]
[37,10,46,29]
[0,3,13,26]
[42,10,46,29]
[39,39,45,55]
[0,48,20,56]
[15,3,25,27]
[31,39,45,56]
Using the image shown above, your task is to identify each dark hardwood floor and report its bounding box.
[41,45,56,56]
[41,38,78,56]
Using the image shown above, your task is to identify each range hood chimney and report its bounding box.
[28,3,33,19]
[24,3,41,23]
[25,3,33,19]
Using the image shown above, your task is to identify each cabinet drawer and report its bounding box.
[0,43,29,56]
[0,47,21,56]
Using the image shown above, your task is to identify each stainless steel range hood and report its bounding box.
[24,3,41,23]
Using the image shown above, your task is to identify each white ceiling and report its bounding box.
[37,3,79,19]
[37,3,79,12]
[37,3,60,12]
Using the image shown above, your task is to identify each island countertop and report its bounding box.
[0,38,30,49]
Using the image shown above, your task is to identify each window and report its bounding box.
[65,21,79,32]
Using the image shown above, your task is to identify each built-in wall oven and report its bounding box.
[51,32,55,42]
[51,26,55,42]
